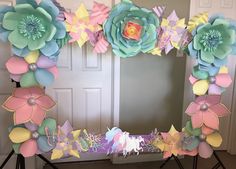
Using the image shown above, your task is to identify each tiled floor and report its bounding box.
[45,151,236,169]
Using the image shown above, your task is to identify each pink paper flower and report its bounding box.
[185,95,230,130]
[90,1,110,25]
[2,87,56,125]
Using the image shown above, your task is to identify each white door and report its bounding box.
[0,0,120,168]
[183,0,236,152]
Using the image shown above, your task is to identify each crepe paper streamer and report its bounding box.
[9,118,57,157]
[0,0,66,57]
[105,127,144,156]
[153,6,166,18]
[90,1,110,25]
[190,66,232,96]
[64,3,102,48]
[187,12,209,32]
[2,87,56,125]
[185,95,230,130]
[6,51,58,87]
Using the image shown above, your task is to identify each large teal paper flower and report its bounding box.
[104,0,159,58]
[188,15,236,67]
[0,0,66,58]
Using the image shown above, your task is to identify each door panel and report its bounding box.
[183,0,236,151]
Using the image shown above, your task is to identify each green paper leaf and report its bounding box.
[185,121,201,136]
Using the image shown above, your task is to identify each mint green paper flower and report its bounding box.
[1,0,66,58]
[104,0,159,58]
[188,17,236,64]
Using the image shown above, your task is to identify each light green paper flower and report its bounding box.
[2,4,56,51]
[104,0,159,58]
[190,18,236,64]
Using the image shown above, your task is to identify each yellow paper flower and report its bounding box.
[64,3,102,47]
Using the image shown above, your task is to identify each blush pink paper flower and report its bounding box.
[185,95,230,130]
[2,87,56,125]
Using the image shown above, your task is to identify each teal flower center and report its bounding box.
[200,30,223,52]
[18,15,46,40]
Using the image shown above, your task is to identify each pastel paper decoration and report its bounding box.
[104,0,159,58]
[51,121,90,160]
[153,6,166,18]
[187,12,208,33]
[6,51,58,87]
[190,66,232,95]
[184,121,222,158]
[2,87,56,125]
[151,10,186,55]
[185,95,230,130]
[64,3,102,47]
[153,125,181,159]
[90,1,110,25]
[0,0,66,57]
[105,127,144,156]
[9,118,57,157]
[188,15,236,70]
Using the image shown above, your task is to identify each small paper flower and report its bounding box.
[0,0,66,57]
[2,87,56,125]
[151,10,186,55]
[188,15,236,68]
[6,51,58,87]
[64,3,101,47]
[185,95,230,130]
[9,118,57,157]
[153,125,182,158]
[184,121,222,158]
[104,0,159,58]
[189,66,232,95]
[51,121,83,160]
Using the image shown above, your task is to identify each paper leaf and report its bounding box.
[187,12,208,32]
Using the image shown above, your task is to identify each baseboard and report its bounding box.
[111,153,164,164]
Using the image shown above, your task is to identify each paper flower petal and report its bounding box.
[37,136,55,153]
[37,118,57,135]
[40,40,59,56]
[94,36,109,54]
[36,55,57,68]
[203,111,219,130]
[35,68,54,86]
[36,95,56,110]
[20,71,39,87]
[47,66,58,79]
[208,84,223,95]
[6,56,29,74]
[90,2,110,25]
[206,132,222,147]
[198,141,213,159]
[215,74,232,88]
[14,104,33,124]
[2,96,26,111]
[193,80,209,95]
[31,105,46,125]
[20,139,38,157]
[191,112,203,128]
[51,149,64,160]
[9,127,31,144]
[24,50,40,64]
[185,102,200,116]
[210,104,230,117]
